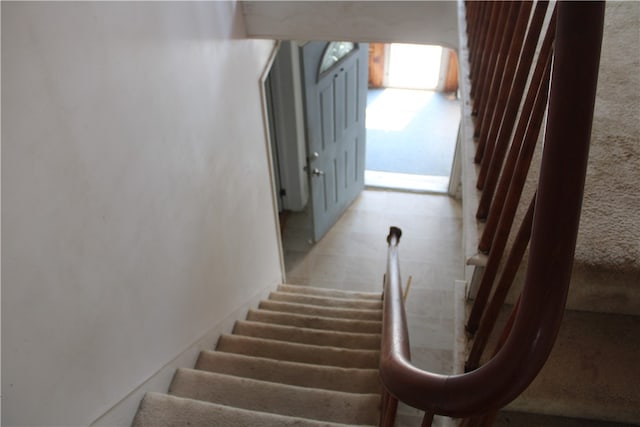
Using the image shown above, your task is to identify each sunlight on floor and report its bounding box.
[364,170,449,194]
[363,42,460,192]
[365,87,460,183]
[365,88,435,132]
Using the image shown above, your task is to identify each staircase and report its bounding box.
[457,2,640,426]
[132,284,383,426]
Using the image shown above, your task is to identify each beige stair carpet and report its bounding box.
[232,320,381,349]
[169,369,380,425]
[485,305,640,425]
[246,309,382,334]
[132,284,383,426]
[134,393,366,427]
[258,300,382,321]
[277,284,382,300]
[268,291,383,310]
[216,334,380,369]
[495,411,638,427]
[195,351,380,394]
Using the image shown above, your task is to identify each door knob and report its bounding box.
[311,151,320,159]
[312,168,325,176]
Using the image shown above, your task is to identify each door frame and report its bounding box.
[259,41,287,283]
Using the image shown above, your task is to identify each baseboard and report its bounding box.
[90,282,278,426]
[452,280,468,377]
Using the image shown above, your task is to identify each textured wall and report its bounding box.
[503,2,640,313]
[2,2,280,425]
[577,1,640,271]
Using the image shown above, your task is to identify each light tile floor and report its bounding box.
[282,189,464,427]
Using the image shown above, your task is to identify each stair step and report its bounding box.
[247,309,382,334]
[269,291,383,310]
[496,411,636,427]
[279,284,382,301]
[195,351,380,394]
[169,369,380,425]
[132,392,363,427]
[216,334,380,368]
[487,308,640,424]
[232,320,380,350]
[259,300,382,321]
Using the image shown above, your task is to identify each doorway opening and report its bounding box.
[365,43,461,193]
[263,41,462,282]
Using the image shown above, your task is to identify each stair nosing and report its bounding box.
[248,308,382,325]
[270,291,384,307]
[259,300,382,315]
[169,369,381,425]
[279,284,383,300]
[232,320,381,350]
[216,334,380,369]
[137,392,371,427]
[171,368,381,399]
[217,334,380,354]
[197,350,380,374]
[235,319,382,339]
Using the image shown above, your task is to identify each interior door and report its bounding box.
[301,41,368,242]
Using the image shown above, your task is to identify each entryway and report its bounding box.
[264,40,462,271]
[365,43,461,193]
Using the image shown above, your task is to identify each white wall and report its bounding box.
[1,2,281,425]
[242,1,459,50]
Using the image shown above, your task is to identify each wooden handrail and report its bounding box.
[380,3,604,422]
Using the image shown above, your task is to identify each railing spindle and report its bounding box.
[476,6,557,224]
[475,1,536,190]
[466,195,535,371]
[470,2,496,101]
[468,0,489,77]
[471,2,502,111]
[382,394,398,427]
[422,411,435,426]
[474,2,525,176]
[474,2,511,134]
[467,53,552,334]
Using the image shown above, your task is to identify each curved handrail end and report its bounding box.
[387,226,402,245]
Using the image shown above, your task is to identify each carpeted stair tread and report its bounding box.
[195,351,380,394]
[132,392,369,427]
[495,410,638,427]
[259,300,382,321]
[246,309,382,334]
[269,291,383,310]
[279,284,382,301]
[216,334,380,368]
[169,369,380,425]
[486,308,640,424]
[132,283,383,425]
[232,320,381,350]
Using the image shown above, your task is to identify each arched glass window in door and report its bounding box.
[319,42,356,76]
